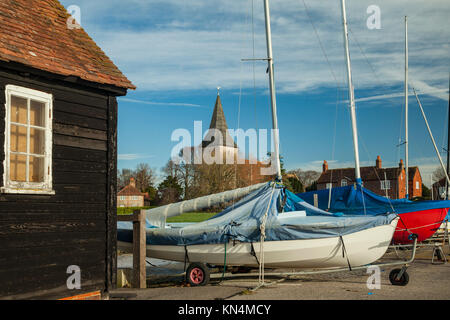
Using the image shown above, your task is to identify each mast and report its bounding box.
[340,0,362,184]
[263,0,282,181]
[413,88,450,188]
[447,73,450,199]
[405,16,409,199]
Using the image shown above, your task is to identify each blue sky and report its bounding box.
[60,0,450,186]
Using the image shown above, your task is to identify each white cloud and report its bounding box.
[118,153,155,160]
[118,97,204,108]
[70,0,449,96]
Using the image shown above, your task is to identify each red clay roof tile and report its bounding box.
[0,0,135,90]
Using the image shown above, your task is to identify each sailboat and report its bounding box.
[297,16,450,245]
[117,0,399,286]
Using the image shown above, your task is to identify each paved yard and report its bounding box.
[112,245,450,300]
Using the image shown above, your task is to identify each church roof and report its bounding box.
[201,94,238,149]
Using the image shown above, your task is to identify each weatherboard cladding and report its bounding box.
[0,0,135,298]
[0,0,135,90]
[0,70,118,298]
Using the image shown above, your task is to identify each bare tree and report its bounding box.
[134,163,156,191]
[433,167,447,182]
[118,164,157,192]
[289,169,321,188]
[118,168,134,190]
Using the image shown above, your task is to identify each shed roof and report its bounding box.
[0,0,135,90]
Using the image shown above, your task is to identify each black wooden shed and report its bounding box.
[0,0,135,299]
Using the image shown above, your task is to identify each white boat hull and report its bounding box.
[118,217,398,270]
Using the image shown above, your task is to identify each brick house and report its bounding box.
[117,178,146,207]
[317,156,422,199]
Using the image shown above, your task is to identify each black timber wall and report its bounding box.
[0,66,118,299]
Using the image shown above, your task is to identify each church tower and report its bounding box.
[200,89,238,162]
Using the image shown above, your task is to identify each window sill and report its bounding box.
[1,187,55,195]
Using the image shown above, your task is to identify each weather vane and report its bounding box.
[217,86,221,96]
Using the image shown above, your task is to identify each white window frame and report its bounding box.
[326,183,333,189]
[380,180,391,190]
[341,179,348,187]
[416,181,420,190]
[2,85,54,195]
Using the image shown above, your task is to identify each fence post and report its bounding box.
[132,209,147,288]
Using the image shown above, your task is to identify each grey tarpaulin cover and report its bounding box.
[117,182,397,246]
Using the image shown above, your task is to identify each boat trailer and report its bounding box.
[183,235,419,288]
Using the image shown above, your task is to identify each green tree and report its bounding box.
[157,175,183,205]
[421,183,431,200]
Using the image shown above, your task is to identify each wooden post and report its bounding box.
[133,209,147,289]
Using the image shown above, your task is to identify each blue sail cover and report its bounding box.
[117,183,397,246]
[297,184,450,217]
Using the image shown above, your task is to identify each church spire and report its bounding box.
[201,90,238,149]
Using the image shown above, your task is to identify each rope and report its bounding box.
[339,235,352,271]
[220,241,228,283]
[395,221,444,232]
[258,183,277,285]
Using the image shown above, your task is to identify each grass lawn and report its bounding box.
[117,206,216,223]
[166,212,216,223]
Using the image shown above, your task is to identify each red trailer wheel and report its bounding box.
[186,263,210,286]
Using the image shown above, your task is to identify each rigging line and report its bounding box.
[440,101,449,153]
[358,133,397,212]
[234,0,253,190]
[301,0,344,197]
[397,97,405,164]
[347,27,406,169]
[328,86,342,210]
[347,26,393,95]
[300,0,338,85]
[252,0,259,132]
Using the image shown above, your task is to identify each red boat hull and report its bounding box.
[393,208,449,244]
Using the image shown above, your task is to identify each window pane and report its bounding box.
[30,100,45,127]
[10,154,27,182]
[10,125,27,153]
[10,95,28,124]
[29,156,44,183]
[30,128,45,155]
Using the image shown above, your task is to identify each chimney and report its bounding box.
[399,159,404,170]
[323,160,328,173]
[130,177,136,187]
[376,155,382,169]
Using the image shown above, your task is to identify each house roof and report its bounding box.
[202,94,238,149]
[318,165,419,185]
[118,184,146,197]
[0,0,135,90]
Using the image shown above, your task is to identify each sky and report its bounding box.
[60,0,450,187]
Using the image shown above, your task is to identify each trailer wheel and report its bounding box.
[186,263,210,286]
[389,269,409,286]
